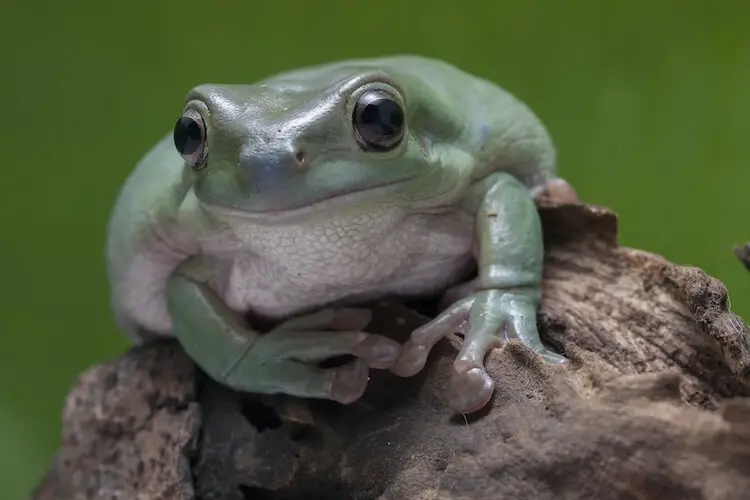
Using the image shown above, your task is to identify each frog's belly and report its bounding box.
[217,211,475,320]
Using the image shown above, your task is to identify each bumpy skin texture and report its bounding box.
[106,55,576,414]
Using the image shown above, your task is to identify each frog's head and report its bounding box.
[172,66,467,217]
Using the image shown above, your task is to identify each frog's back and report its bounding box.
[261,55,558,189]
[259,55,466,89]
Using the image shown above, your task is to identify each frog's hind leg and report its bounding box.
[530,177,579,204]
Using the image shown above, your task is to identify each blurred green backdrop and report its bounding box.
[2,0,749,497]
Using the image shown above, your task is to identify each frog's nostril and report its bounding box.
[294,151,306,165]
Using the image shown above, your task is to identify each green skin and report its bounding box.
[106,55,577,414]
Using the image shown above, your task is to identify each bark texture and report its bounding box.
[33,203,750,500]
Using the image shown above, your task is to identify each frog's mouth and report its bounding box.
[199,176,415,221]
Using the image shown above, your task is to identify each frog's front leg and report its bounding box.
[166,266,401,404]
[392,172,566,413]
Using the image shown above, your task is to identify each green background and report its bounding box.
[3,0,749,497]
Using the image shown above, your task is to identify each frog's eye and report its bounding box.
[173,108,207,169]
[352,89,406,152]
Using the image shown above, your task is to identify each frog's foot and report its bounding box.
[391,290,566,413]
[531,177,579,204]
[223,308,401,404]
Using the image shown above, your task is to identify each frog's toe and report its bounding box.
[350,333,401,369]
[330,360,369,404]
[390,340,429,377]
[410,296,474,346]
[254,328,400,369]
[448,367,495,414]
[453,330,504,374]
[506,304,568,364]
[222,357,369,404]
[278,307,373,332]
[391,296,475,379]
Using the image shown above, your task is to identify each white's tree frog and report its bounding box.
[106,56,578,414]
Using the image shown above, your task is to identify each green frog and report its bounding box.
[106,55,577,414]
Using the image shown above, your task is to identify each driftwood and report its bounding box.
[32,203,750,500]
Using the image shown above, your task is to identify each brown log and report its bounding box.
[33,203,750,500]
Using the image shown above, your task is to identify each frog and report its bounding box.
[105,55,578,414]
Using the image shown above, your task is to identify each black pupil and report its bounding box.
[357,96,404,146]
[173,116,204,156]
